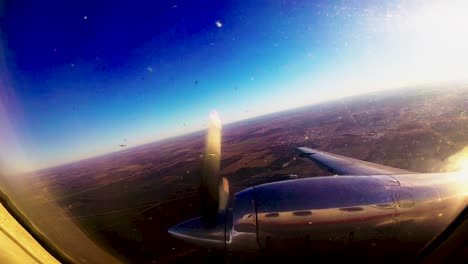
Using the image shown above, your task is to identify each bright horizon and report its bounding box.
[5,80,466,174]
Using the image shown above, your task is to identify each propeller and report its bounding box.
[199,111,229,226]
[167,111,230,249]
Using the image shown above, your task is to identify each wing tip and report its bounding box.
[296,147,315,154]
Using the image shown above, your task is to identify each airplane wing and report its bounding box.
[296,147,416,175]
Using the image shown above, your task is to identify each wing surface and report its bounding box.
[297,147,416,175]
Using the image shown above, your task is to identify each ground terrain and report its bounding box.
[22,85,468,263]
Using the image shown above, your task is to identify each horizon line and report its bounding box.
[21,81,468,174]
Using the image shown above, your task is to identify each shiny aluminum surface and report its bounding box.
[252,173,467,257]
[167,210,226,250]
[168,172,467,259]
[226,187,260,254]
[254,175,397,255]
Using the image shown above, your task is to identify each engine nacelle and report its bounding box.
[170,173,467,259]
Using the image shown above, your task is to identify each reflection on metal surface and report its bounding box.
[397,200,415,209]
[444,146,468,173]
[168,211,226,250]
[374,203,394,209]
[226,187,259,254]
[253,173,467,257]
[296,147,414,175]
[169,172,467,259]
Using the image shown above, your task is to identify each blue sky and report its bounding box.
[1,0,468,172]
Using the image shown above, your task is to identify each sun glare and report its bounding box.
[373,0,468,85]
[408,0,468,55]
[455,157,468,173]
[445,147,468,173]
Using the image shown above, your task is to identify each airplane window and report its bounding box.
[0,0,467,263]
[292,211,312,216]
[339,207,364,212]
[265,213,280,218]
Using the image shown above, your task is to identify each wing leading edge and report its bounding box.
[296,147,415,175]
